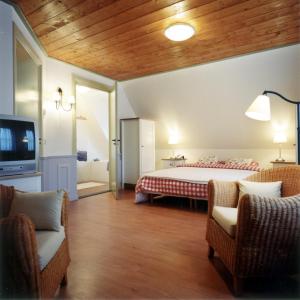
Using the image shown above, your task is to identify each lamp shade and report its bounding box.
[245,95,271,121]
[168,135,179,145]
[273,132,287,144]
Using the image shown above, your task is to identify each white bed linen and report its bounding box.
[142,167,257,184]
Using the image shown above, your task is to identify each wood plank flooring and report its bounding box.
[57,191,299,299]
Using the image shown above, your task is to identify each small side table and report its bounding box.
[271,161,296,168]
[162,158,187,168]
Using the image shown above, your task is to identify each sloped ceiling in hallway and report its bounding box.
[121,45,299,149]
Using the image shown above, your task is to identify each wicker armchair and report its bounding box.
[206,166,300,295]
[0,185,71,299]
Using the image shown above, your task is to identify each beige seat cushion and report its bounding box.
[10,190,64,231]
[35,226,65,270]
[212,206,238,237]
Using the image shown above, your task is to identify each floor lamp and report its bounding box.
[245,90,300,165]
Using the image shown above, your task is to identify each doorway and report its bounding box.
[75,84,110,198]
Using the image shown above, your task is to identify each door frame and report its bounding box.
[119,117,139,189]
[13,23,43,156]
[72,75,116,192]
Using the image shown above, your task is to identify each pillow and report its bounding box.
[228,158,253,165]
[199,155,218,164]
[239,180,282,200]
[10,190,64,231]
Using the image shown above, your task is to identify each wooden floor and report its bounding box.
[57,191,299,299]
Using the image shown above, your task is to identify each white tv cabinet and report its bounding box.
[0,172,41,192]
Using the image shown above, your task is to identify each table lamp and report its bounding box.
[273,132,287,162]
[168,134,179,158]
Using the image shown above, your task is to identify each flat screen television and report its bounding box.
[0,114,39,176]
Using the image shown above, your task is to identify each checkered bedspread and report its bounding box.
[135,163,260,203]
[135,176,208,201]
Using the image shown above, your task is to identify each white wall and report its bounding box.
[0,2,14,114]
[156,148,295,170]
[116,83,136,186]
[42,57,114,157]
[76,86,109,161]
[121,45,300,168]
[0,2,119,198]
[0,1,115,157]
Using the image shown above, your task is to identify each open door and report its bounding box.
[109,85,119,199]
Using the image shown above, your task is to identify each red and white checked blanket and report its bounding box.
[178,162,260,171]
[135,163,260,203]
[135,176,208,200]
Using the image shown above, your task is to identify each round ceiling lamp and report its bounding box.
[164,23,195,41]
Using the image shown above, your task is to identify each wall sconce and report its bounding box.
[54,87,75,112]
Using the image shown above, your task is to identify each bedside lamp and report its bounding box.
[273,132,287,162]
[168,133,179,159]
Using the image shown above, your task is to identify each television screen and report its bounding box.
[0,119,36,161]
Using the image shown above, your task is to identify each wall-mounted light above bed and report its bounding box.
[245,90,299,165]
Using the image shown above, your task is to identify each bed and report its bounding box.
[135,162,260,203]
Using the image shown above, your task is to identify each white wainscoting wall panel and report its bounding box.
[40,155,77,200]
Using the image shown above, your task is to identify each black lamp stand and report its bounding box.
[262,90,300,165]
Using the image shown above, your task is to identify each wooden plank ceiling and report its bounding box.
[13,0,300,80]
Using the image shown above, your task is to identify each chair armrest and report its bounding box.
[0,214,40,298]
[235,194,300,276]
[207,180,239,217]
[61,192,69,236]
[0,184,15,218]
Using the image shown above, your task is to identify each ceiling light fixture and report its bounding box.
[164,23,195,41]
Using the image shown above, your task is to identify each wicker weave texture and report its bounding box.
[0,184,14,218]
[246,166,300,197]
[40,239,70,298]
[206,218,236,272]
[236,193,300,277]
[0,185,70,299]
[0,214,41,298]
[207,180,239,217]
[206,166,300,285]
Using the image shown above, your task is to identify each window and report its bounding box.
[25,130,34,151]
[0,128,13,151]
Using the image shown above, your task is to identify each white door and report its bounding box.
[109,87,119,199]
[139,119,155,175]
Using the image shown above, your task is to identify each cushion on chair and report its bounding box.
[212,206,238,237]
[238,180,282,200]
[35,226,65,270]
[10,190,64,231]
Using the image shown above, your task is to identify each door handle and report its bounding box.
[112,138,120,146]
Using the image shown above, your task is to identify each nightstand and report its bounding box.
[161,158,187,168]
[271,161,296,168]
